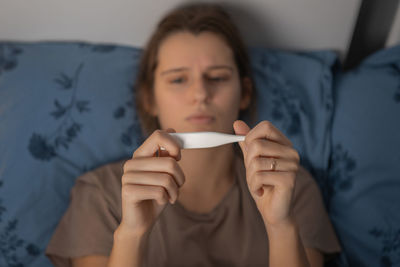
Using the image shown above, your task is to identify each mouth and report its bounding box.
[186,115,215,124]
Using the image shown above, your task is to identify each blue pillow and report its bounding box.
[327,45,400,266]
[0,41,337,267]
[0,42,143,267]
[250,48,338,194]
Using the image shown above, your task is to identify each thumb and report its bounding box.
[165,128,176,133]
[233,120,251,157]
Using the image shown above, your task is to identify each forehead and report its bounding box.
[156,31,235,70]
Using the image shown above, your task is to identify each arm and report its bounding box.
[106,225,148,267]
[233,120,323,267]
[71,128,184,267]
[105,128,183,266]
[266,220,323,267]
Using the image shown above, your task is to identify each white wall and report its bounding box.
[386,2,400,48]
[0,0,362,60]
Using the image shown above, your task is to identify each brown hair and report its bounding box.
[135,2,257,137]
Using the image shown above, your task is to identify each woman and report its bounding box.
[46,3,340,267]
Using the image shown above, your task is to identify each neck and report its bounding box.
[178,144,236,196]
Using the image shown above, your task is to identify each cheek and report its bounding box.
[216,83,242,110]
[153,87,183,118]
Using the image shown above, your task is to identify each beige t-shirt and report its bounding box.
[46,153,341,267]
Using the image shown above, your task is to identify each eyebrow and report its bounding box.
[160,65,234,76]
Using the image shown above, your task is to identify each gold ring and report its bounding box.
[270,159,277,171]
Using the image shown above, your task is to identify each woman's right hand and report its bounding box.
[118,128,185,236]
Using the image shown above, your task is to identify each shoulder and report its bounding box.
[291,165,327,215]
[292,165,327,216]
[45,160,128,262]
[296,165,317,189]
[292,166,342,254]
[77,159,127,186]
[294,166,320,194]
[73,158,128,205]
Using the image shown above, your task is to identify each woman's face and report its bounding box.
[151,31,250,133]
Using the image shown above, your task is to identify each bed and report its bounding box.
[1,0,400,266]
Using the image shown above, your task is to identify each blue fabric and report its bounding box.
[0,42,144,267]
[328,45,400,267]
[0,41,337,266]
[250,48,338,194]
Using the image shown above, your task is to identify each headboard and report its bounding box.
[0,0,399,67]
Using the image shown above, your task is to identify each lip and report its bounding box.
[186,114,215,124]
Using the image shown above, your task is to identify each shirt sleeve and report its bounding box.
[45,172,121,267]
[292,166,341,255]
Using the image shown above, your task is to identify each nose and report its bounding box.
[190,77,211,103]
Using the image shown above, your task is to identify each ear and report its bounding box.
[240,77,252,110]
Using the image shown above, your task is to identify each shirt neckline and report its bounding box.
[172,155,241,221]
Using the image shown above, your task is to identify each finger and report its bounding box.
[122,172,179,203]
[233,120,251,158]
[122,184,170,205]
[156,128,175,157]
[247,157,299,177]
[248,171,296,197]
[245,139,300,168]
[245,121,293,148]
[123,157,186,187]
[134,129,181,160]
[158,128,177,157]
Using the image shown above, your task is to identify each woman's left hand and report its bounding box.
[233,120,300,227]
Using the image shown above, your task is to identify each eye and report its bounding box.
[207,76,228,83]
[170,77,186,84]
